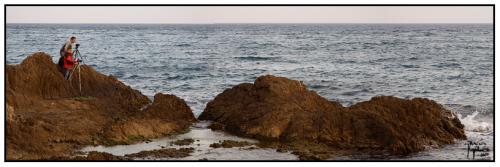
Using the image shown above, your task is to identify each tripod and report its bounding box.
[68,44,86,94]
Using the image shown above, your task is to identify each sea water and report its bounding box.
[6,24,493,160]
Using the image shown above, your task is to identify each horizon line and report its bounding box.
[6,22,493,24]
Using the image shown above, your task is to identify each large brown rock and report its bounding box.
[6,52,196,160]
[6,52,149,111]
[199,75,466,158]
[105,93,197,144]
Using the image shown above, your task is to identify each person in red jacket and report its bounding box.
[59,36,77,69]
[63,48,78,80]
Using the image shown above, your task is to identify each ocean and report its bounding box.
[6,23,494,160]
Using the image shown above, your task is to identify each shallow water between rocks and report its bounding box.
[82,121,298,160]
[82,116,493,160]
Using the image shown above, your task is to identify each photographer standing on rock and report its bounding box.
[63,47,79,80]
[58,36,76,68]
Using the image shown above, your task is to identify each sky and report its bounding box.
[6,6,493,24]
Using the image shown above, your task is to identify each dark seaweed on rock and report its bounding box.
[199,75,466,158]
[125,147,195,159]
[171,138,195,146]
[209,140,253,148]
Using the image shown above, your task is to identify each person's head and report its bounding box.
[67,48,73,54]
[70,36,76,43]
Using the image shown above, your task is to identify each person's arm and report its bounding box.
[64,42,72,53]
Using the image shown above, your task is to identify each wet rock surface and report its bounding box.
[209,140,253,148]
[171,138,195,146]
[208,122,225,131]
[124,147,195,159]
[51,151,126,160]
[6,52,197,160]
[199,75,467,160]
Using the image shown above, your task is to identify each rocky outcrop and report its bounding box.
[6,52,196,160]
[6,52,150,111]
[199,75,466,159]
[105,93,197,144]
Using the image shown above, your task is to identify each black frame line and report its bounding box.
[3,4,495,162]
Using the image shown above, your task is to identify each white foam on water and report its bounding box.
[458,111,493,133]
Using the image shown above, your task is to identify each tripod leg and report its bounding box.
[68,65,76,81]
[78,65,82,95]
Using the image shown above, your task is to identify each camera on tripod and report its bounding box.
[69,43,85,94]
[73,44,83,62]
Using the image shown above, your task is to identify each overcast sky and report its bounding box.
[6,6,493,24]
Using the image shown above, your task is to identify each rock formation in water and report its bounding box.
[199,75,466,159]
[6,52,197,160]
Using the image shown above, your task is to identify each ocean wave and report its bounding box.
[340,88,372,96]
[458,111,493,133]
[408,57,419,60]
[127,74,142,79]
[175,43,192,47]
[180,66,206,71]
[166,74,196,81]
[400,64,420,68]
[234,56,279,61]
[308,84,330,89]
[431,62,461,68]
[237,42,286,50]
